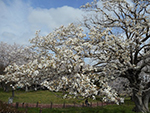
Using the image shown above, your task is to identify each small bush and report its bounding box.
[0,100,25,113]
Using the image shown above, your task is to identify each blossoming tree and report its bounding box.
[0,42,36,75]
[81,0,150,112]
[3,24,119,104]
[0,42,36,95]
[2,0,150,112]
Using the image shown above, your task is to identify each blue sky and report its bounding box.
[27,0,92,9]
[0,0,93,45]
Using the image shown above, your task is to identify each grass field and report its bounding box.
[0,88,140,113]
[0,88,97,104]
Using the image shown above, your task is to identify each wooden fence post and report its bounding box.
[22,102,24,108]
[90,102,92,107]
[36,102,39,108]
[16,102,19,109]
[50,102,53,109]
[63,102,65,108]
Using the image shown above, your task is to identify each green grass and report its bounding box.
[18,104,136,113]
[0,88,142,113]
[0,89,97,104]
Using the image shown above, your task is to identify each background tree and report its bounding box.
[109,77,131,97]
[0,42,36,74]
[0,42,36,96]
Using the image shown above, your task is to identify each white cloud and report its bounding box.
[28,6,84,36]
[0,0,84,45]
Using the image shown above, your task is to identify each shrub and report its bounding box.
[0,100,25,113]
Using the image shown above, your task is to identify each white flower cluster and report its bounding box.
[2,23,127,105]
[41,73,120,104]
[0,75,5,82]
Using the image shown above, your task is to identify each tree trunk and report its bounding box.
[25,85,28,92]
[12,88,15,98]
[0,82,5,91]
[5,83,8,92]
[132,89,150,113]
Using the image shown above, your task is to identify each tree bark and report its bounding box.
[132,89,150,113]
[12,88,15,98]
[5,83,8,92]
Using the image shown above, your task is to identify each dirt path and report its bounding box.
[11,102,113,108]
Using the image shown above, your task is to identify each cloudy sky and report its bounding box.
[0,0,93,45]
